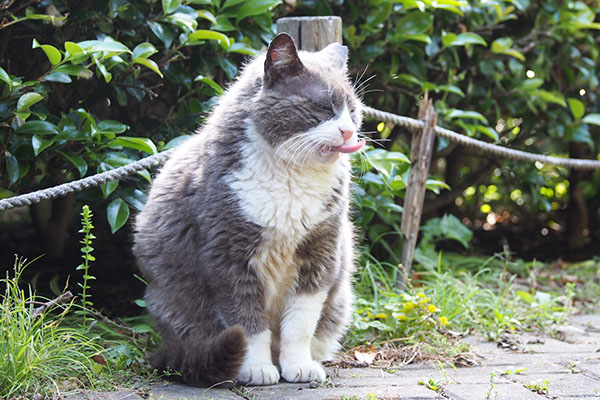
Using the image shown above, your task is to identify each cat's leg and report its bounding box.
[311,275,353,361]
[279,290,328,383]
[237,329,280,385]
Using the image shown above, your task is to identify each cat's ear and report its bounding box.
[264,33,304,84]
[320,43,349,72]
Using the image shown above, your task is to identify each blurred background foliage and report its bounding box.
[0,0,599,304]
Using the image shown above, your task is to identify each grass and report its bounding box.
[0,206,162,399]
[0,257,103,399]
[346,247,583,363]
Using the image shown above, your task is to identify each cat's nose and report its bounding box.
[339,128,354,140]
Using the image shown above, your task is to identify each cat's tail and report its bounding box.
[149,325,247,387]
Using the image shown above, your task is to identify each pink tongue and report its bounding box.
[333,139,366,154]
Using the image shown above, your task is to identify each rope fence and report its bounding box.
[1,106,599,212]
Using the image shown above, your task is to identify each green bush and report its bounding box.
[0,0,282,255]
[298,0,600,256]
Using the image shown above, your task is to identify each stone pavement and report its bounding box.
[69,315,600,400]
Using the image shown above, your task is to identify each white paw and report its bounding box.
[281,360,326,383]
[237,363,280,386]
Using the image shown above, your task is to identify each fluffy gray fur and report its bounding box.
[133,33,363,387]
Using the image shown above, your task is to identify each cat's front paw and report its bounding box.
[281,360,326,383]
[237,363,280,386]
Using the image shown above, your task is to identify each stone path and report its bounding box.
[69,315,600,400]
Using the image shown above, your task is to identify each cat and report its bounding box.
[132,33,365,387]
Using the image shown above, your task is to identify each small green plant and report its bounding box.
[76,205,97,330]
[0,257,103,398]
[418,377,443,392]
[500,366,528,375]
[524,379,549,395]
[485,372,498,400]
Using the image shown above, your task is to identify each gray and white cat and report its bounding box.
[133,33,365,387]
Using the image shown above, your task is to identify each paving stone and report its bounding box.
[66,391,145,400]
[572,314,600,330]
[149,383,242,400]
[507,372,600,398]
[62,315,600,400]
[250,384,443,400]
[518,336,600,354]
[441,382,547,400]
[578,361,600,380]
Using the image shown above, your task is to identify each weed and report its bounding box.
[524,379,549,395]
[0,257,103,399]
[485,372,498,400]
[567,361,579,374]
[76,204,96,330]
[418,377,443,392]
[340,394,378,400]
[500,366,528,375]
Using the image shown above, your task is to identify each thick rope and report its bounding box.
[0,149,174,211]
[1,106,599,211]
[363,106,600,170]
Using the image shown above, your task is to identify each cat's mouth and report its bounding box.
[320,139,366,156]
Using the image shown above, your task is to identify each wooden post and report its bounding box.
[399,92,438,286]
[276,16,342,51]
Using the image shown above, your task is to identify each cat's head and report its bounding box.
[251,33,365,166]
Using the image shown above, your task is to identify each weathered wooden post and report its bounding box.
[276,16,342,50]
[399,91,437,285]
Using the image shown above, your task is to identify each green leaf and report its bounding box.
[535,90,566,107]
[166,12,198,32]
[107,198,130,233]
[447,109,488,122]
[100,179,119,199]
[437,84,465,97]
[44,71,71,83]
[133,58,164,78]
[236,0,282,23]
[441,31,457,47]
[31,135,53,156]
[397,11,433,36]
[194,75,224,95]
[0,66,12,86]
[186,29,232,48]
[197,9,217,24]
[57,150,88,177]
[5,153,19,185]
[111,137,158,154]
[78,39,131,54]
[519,78,543,92]
[212,15,236,32]
[227,42,260,56]
[491,37,524,61]
[162,0,182,14]
[64,41,83,57]
[568,98,585,120]
[475,125,499,142]
[452,32,487,46]
[132,42,158,59]
[223,0,246,7]
[17,120,58,134]
[32,39,62,65]
[54,65,93,79]
[98,120,129,134]
[582,113,600,126]
[16,93,43,112]
[147,21,175,48]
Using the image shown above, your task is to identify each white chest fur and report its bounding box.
[226,124,347,315]
[227,124,345,236]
